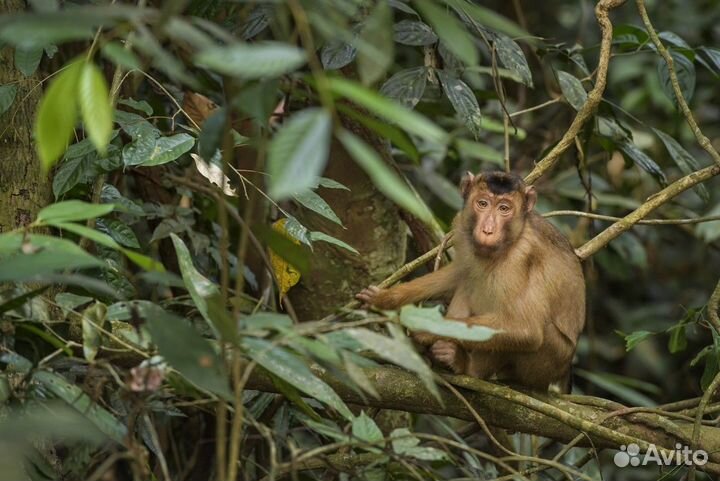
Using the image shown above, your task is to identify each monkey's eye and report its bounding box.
[498,204,511,213]
[476,199,489,209]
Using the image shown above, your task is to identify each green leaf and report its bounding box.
[35,60,84,171]
[309,231,359,254]
[101,184,145,216]
[352,412,383,444]
[329,78,447,144]
[81,302,107,362]
[293,190,342,225]
[393,20,437,46]
[618,141,667,185]
[574,369,655,407]
[338,129,433,224]
[320,41,357,70]
[101,41,141,70]
[79,62,113,155]
[195,42,307,79]
[144,134,195,167]
[493,32,533,87]
[379,67,427,109]
[415,167,463,210]
[557,71,587,111]
[652,128,709,203]
[697,203,720,243]
[400,305,496,341]
[445,0,529,40]
[619,330,655,351]
[198,107,226,161]
[267,108,332,200]
[391,428,449,460]
[437,69,482,135]
[454,138,503,165]
[698,47,720,76]
[118,98,153,116]
[667,324,687,354]
[414,0,477,66]
[657,50,695,107]
[357,1,394,85]
[32,371,127,444]
[254,225,311,274]
[144,307,231,399]
[345,326,440,401]
[0,84,18,116]
[170,234,229,341]
[241,337,353,420]
[0,233,104,282]
[14,45,43,76]
[97,218,140,248]
[37,200,114,224]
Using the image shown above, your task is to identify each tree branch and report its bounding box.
[524,0,627,184]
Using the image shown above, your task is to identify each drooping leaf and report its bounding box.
[101,41,141,70]
[293,190,342,225]
[0,84,18,116]
[379,67,427,109]
[652,128,709,202]
[437,69,482,136]
[657,50,695,107]
[557,70,588,111]
[144,306,231,399]
[267,108,332,200]
[32,371,127,444]
[454,138,503,165]
[37,200,114,224]
[81,302,107,362]
[357,1,394,85]
[337,129,433,224]
[493,32,533,87]
[329,78,448,145]
[198,107,226,161]
[78,62,113,155]
[35,59,84,171]
[393,20,437,46]
[697,46,720,77]
[400,305,496,341]
[619,330,656,351]
[414,0,477,66]
[255,224,311,275]
[195,42,307,79]
[345,327,440,401]
[618,141,667,185]
[14,45,43,76]
[309,231,359,254]
[241,337,353,420]
[444,0,529,39]
[321,41,358,70]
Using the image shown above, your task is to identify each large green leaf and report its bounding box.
[14,45,43,77]
[393,20,437,46]
[195,42,307,79]
[170,234,231,341]
[32,371,127,444]
[345,326,440,400]
[35,60,83,171]
[320,40,357,70]
[338,129,433,224]
[328,78,448,144]
[293,190,342,225]
[0,84,18,116]
[142,134,195,167]
[379,67,427,109]
[652,128,709,202]
[400,305,496,341]
[445,0,529,39]
[493,32,533,87]
[37,200,114,224]
[657,50,695,107]
[78,62,113,155]
[618,141,667,185]
[241,337,353,420]
[414,0,477,66]
[267,108,332,200]
[557,71,588,111]
[144,306,231,399]
[437,70,481,135]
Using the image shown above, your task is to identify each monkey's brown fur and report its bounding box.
[357,171,585,391]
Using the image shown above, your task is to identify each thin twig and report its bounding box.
[543,210,720,225]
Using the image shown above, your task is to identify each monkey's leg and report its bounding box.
[510,331,574,391]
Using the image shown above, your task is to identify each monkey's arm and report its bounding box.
[356,265,459,310]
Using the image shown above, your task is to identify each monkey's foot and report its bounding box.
[430,340,460,369]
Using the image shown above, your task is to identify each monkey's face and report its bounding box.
[468,191,524,252]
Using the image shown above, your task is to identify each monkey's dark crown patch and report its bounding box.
[482,171,525,195]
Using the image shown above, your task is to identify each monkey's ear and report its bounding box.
[460,171,475,200]
[524,185,537,212]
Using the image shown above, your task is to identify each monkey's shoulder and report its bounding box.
[527,212,575,255]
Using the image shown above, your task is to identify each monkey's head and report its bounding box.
[459,171,537,256]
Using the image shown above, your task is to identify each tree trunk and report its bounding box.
[0,0,53,232]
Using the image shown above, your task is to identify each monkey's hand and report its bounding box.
[411,331,437,346]
[430,340,464,373]
[356,285,396,309]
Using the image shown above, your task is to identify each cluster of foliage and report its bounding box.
[0,0,719,480]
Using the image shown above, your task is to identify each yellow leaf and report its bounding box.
[269,218,301,298]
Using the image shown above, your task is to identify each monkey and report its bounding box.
[356,171,585,391]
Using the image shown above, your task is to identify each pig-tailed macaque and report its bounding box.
[357,171,585,391]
